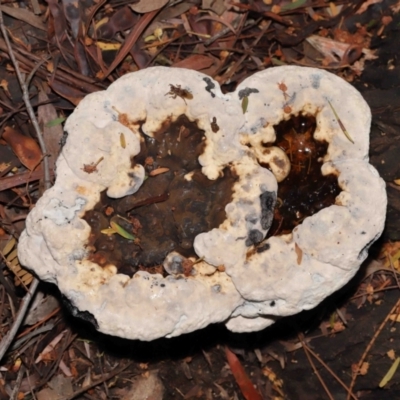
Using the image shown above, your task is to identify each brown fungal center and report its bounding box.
[263,114,341,237]
[83,115,237,277]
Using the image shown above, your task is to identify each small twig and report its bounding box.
[298,333,335,400]
[10,365,25,400]
[0,5,51,362]
[0,279,39,362]
[25,55,51,88]
[302,339,358,400]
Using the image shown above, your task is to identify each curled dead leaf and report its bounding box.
[173,54,214,71]
[49,80,85,106]
[2,126,42,171]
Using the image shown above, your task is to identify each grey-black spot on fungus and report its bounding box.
[212,284,221,293]
[270,300,275,307]
[245,214,258,224]
[203,77,216,98]
[256,242,270,253]
[259,191,276,230]
[238,87,259,100]
[245,229,264,246]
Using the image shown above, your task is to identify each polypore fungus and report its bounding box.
[19,66,386,340]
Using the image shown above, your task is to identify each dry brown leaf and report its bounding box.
[49,80,85,106]
[24,293,60,326]
[0,5,46,31]
[36,388,61,400]
[202,0,226,15]
[38,90,64,170]
[97,6,138,39]
[173,54,214,70]
[131,0,169,14]
[35,330,67,363]
[2,126,42,171]
[225,346,263,400]
[47,374,74,398]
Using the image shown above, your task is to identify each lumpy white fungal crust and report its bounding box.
[18,66,386,340]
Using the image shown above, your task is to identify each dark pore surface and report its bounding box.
[264,114,341,237]
[83,115,237,277]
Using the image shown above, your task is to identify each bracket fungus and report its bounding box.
[19,66,386,340]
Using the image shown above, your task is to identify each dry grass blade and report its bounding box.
[298,333,335,400]
[299,335,358,400]
[379,357,400,388]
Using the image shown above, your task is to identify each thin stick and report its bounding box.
[303,339,358,400]
[0,279,39,362]
[298,333,335,400]
[0,9,50,189]
[0,4,51,362]
[347,297,400,399]
[10,365,25,400]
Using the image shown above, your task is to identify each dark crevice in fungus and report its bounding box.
[62,295,99,329]
[83,115,237,277]
[262,114,341,237]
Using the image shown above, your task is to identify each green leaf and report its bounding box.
[281,0,307,12]
[110,221,136,240]
[271,57,286,66]
[241,96,249,114]
[45,117,66,127]
[101,227,117,235]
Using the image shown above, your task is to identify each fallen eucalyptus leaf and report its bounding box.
[131,0,169,14]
